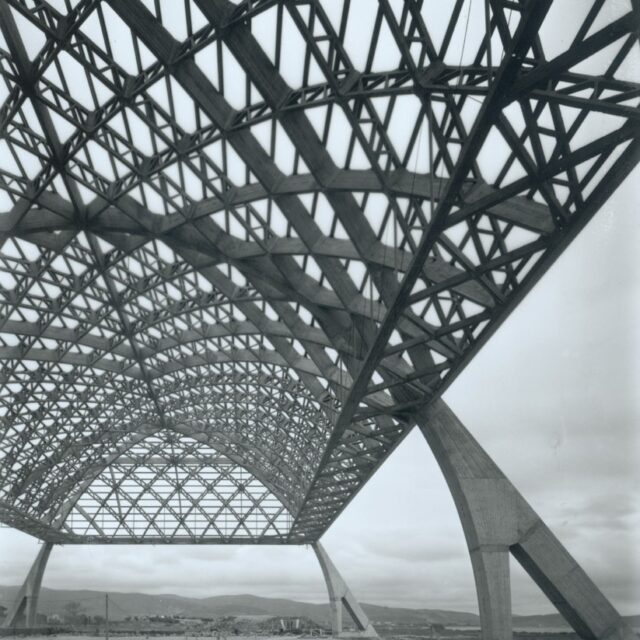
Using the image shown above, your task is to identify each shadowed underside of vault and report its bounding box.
[0,0,638,553]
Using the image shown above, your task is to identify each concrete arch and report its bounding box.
[416,400,635,640]
[1,542,53,629]
[313,542,378,638]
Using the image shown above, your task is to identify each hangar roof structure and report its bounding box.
[0,0,638,551]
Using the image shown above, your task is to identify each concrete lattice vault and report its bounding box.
[0,0,638,638]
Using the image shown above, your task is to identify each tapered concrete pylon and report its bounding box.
[416,399,635,640]
[2,541,53,628]
[312,542,377,638]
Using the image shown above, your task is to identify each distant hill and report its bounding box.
[0,586,637,630]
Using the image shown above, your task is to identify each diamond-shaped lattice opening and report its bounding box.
[65,435,292,542]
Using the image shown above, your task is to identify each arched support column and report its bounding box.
[2,541,53,628]
[469,547,512,639]
[312,542,378,638]
[416,399,634,640]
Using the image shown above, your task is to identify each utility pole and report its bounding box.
[105,594,109,640]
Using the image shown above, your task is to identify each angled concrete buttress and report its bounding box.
[416,399,635,640]
[2,541,53,628]
[312,542,378,638]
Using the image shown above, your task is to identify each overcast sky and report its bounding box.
[1,167,637,617]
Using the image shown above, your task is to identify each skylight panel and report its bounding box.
[10,143,41,180]
[248,5,279,66]
[169,77,198,133]
[277,9,308,88]
[156,0,189,42]
[341,0,377,71]
[0,140,21,178]
[221,45,248,110]
[10,7,45,60]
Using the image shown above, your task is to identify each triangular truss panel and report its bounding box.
[65,434,293,543]
[0,0,638,545]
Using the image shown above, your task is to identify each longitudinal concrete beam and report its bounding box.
[312,542,377,638]
[416,399,635,640]
[2,542,53,628]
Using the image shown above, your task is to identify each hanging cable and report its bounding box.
[458,0,473,87]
